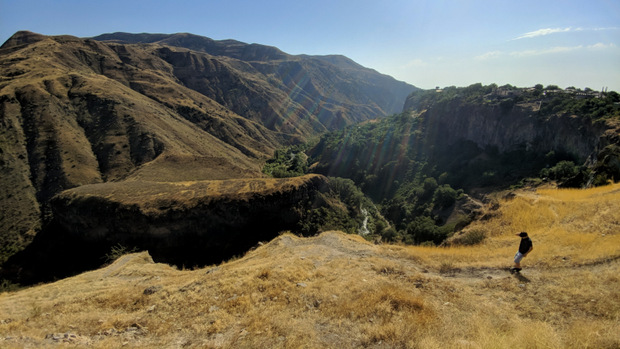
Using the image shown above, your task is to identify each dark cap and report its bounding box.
[518,232,528,237]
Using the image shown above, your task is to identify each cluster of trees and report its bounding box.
[267,113,469,244]
[296,177,386,237]
[380,177,463,245]
[539,92,620,120]
[540,148,620,187]
[262,145,308,178]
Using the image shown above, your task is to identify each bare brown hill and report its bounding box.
[0,31,415,264]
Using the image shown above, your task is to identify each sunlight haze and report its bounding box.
[1,0,619,91]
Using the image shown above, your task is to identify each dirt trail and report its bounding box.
[286,232,620,288]
[420,254,620,288]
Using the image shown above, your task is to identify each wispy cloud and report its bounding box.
[474,51,502,60]
[513,27,573,40]
[475,43,616,60]
[588,42,616,49]
[513,26,619,40]
[592,27,620,31]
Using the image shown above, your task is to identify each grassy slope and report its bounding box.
[0,183,619,348]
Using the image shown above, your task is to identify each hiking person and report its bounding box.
[511,232,533,273]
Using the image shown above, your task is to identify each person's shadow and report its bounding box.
[512,272,531,283]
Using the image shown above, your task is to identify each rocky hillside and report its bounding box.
[91,32,416,129]
[0,31,415,265]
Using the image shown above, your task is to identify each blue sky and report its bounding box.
[1,0,619,91]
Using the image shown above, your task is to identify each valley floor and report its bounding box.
[0,183,619,348]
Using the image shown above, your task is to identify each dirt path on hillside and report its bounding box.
[270,232,620,286]
[411,254,620,288]
[287,231,620,289]
[269,232,530,285]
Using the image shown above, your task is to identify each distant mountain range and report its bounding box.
[90,31,416,135]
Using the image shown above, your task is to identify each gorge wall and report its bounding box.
[403,97,616,164]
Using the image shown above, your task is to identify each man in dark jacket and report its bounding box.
[511,232,533,273]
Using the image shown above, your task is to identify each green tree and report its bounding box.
[433,184,457,208]
[406,216,447,244]
[548,161,579,182]
[421,177,438,200]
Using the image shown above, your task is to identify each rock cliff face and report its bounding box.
[404,98,613,163]
[3,175,331,283]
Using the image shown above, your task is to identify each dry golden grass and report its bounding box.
[0,183,619,348]
[60,174,323,206]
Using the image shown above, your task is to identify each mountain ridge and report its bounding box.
[91,32,290,61]
[0,30,415,267]
[90,31,416,120]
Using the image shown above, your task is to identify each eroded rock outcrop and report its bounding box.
[1,175,331,284]
[56,175,330,263]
